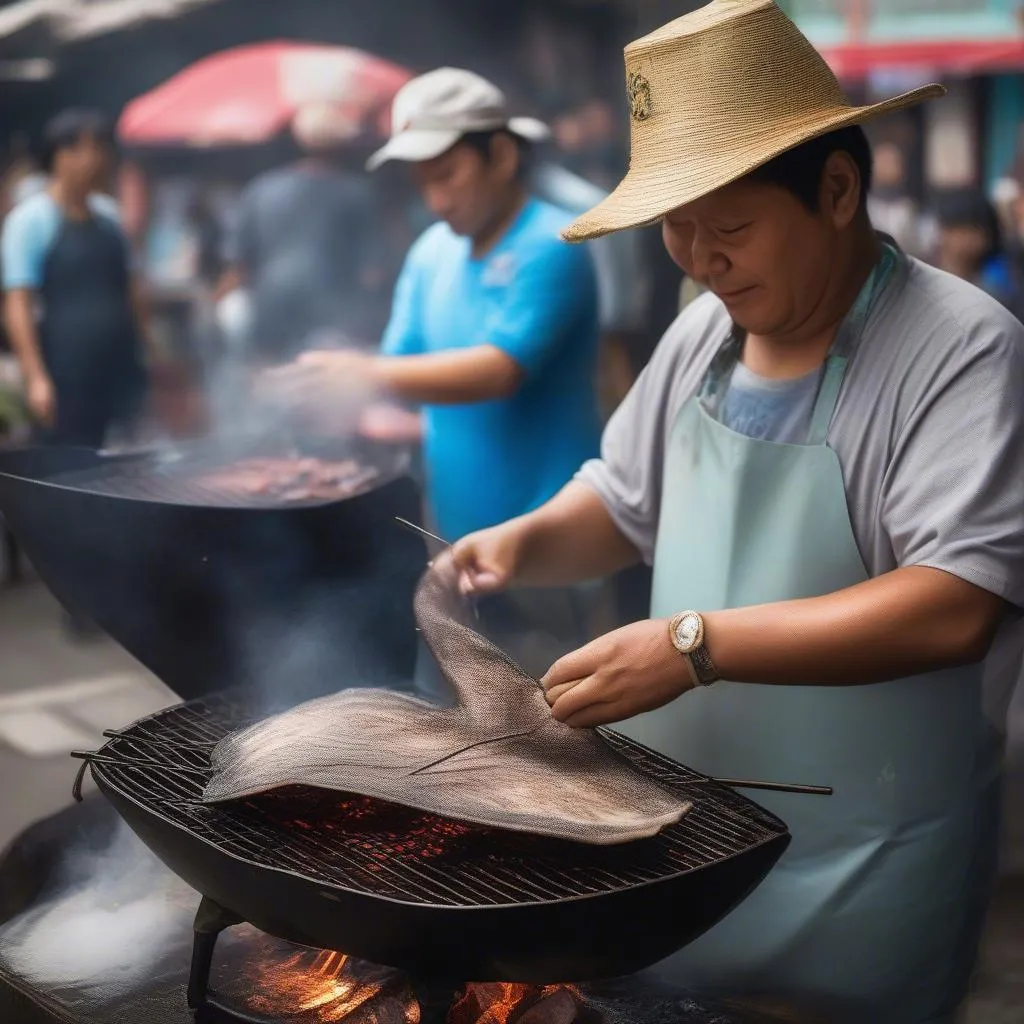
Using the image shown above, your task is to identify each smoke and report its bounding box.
[0,817,194,999]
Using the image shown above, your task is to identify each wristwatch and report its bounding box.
[668,611,720,687]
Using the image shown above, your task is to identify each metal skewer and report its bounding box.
[394,517,480,623]
[711,778,833,797]
[395,517,450,548]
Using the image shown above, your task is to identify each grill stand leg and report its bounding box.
[188,896,244,1013]
[409,977,459,1024]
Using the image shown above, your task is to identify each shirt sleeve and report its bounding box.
[380,238,427,357]
[1,200,51,291]
[483,239,598,377]
[881,305,1024,607]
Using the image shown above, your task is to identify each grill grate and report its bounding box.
[88,694,786,908]
[47,454,384,509]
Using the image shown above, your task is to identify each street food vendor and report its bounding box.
[450,2,1024,1020]
[2,109,150,448]
[268,68,602,545]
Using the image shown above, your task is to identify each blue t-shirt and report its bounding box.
[382,198,601,540]
[2,191,124,290]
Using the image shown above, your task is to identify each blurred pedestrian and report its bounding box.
[934,189,1023,320]
[866,141,924,256]
[532,159,651,415]
[1,109,152,448]
[216,102,384,363]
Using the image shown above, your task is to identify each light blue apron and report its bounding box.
[617,249,1003,1022]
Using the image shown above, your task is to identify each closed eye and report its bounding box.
[718,223,751,236]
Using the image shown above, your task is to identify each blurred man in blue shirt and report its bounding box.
[273,69,602,542]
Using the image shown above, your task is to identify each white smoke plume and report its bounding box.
[0,817,194,999]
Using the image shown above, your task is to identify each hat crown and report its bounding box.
[624,0,847,155]
[390,68,507,134]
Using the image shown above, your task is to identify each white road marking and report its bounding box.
[0,674,143,713]
[0,673,170,758]
[0,708,99,757]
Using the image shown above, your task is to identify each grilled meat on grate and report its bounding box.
[194,457,380,503]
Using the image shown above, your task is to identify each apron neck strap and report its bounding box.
[806,354,847,445]
[805,243,898,442]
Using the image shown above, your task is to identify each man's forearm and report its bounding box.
[3,291,45,379]
[515,481,642,586]
[703,565,1004,686]
[372,346,522,404]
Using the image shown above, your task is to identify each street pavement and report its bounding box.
[0,570,1020,1021]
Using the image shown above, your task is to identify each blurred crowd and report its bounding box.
[0,3,1024,446]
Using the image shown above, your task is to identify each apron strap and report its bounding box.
[806,354,848,446]
[805,244,898,444]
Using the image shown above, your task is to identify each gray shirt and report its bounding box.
[225,163,380,352]
[578,251,1024,729]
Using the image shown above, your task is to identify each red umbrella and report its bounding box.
[118,41,412,147]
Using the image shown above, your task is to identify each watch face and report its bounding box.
[674,613,702,653]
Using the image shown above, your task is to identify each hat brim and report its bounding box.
[562,84,945,242]
[367,117,550,172]
[366,128,463,172]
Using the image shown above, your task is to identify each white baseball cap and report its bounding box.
[367,67,549,172]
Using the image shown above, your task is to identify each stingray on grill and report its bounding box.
[202,559,691,845]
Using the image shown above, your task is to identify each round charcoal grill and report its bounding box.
[75,692,790,986]
[0,444,429,703]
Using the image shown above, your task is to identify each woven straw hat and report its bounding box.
[563,0,944,242]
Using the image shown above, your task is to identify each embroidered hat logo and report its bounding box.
[627,71,652,122]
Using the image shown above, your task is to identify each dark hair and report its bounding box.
[458,129,533,181]
[41,108,115,173]
[745,125,873,213]
[935,188,1004,263]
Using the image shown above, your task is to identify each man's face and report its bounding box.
[57,131,112,192]
[411,141,513,238]
[662,176,844,337]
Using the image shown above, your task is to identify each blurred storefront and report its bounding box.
[782,0,1024,194]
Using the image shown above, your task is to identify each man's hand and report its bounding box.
[358,403,423,443]
[261,349,378,400]
[257,349,380,432]
[541,619,694,729]
[451,522,530,596]
[25,369,56,427]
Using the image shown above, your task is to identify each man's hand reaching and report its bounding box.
[450,522,529,596]
[25,369,56,427]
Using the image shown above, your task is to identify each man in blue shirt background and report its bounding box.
[275,68,602,543]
